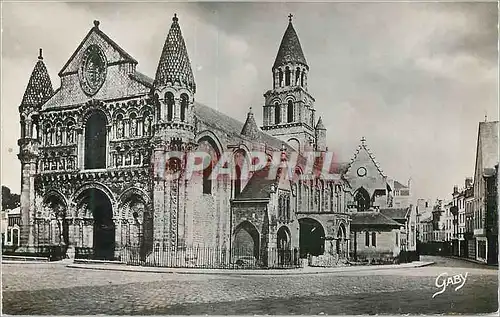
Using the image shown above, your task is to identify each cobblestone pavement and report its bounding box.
[2,256,497,315]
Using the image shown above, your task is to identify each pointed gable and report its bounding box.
[343,137,387,197]
[273,16,308,70]
[43,20,150,110]
[154,14,196,92]
[21,49,54,110]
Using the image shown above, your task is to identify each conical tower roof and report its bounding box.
[241,107,260,140]
[21,49,54,110]
[273,15,308,70]
[315,116,326,130]
[155,14,196,92]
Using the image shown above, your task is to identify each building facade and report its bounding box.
[15,15,413,266]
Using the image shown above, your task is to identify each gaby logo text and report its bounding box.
[432,272,469,298]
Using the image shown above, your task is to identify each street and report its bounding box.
[2,256,497,315]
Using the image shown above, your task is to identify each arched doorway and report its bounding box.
[277,226,292,265]
[77,188,115,260]
[299,218,325,258]
[233,221,260,260]
[336,223,347,257]
[84,111,107,169]
[42,194,69,247]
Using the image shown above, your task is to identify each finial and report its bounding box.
[485,112,488,122]
[249,106,253,114]
[94,20,100,29]
[38,48,43,60]
[173,13,178,22]
[361,136,366,144]
[288,13,293,22]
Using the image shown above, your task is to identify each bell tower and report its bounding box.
[262,14,316,153]
[151,14,196,250]
[18,48,54,248]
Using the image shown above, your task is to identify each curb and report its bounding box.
[66,261,435,275]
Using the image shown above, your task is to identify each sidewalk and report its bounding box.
[66,260,435,275]
[446,255,498,267]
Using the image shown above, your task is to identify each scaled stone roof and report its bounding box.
[478,121,499,174]
[393,180,408,189]
[155,15,196,92]
[240,107,261,140]
[350,211,402,228]
[233,167,277,201]
[273,20,308,70]
[315,116,326,130]
[21,51,54,110]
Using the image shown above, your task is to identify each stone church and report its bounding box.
[16,14,411,266]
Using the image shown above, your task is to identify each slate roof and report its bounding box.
[155,14,196,92]
[350,211,402,228]
[193,102,291,152]
[273,20,308,70]
[478,121,499,174]
[21,50,54,109]
[379,207,410,222]
[129,71,154,89]
[393,180,408,189]
[233,167,276,201]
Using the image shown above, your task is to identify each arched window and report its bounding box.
[278,69,283,87]
[287,100,294,123]
[372,232,377,247]
[203,163,212,194]
[365,231,370,247]
[129,113,138,137]
[285,67,291,86]
[295,68,300,86]
[166,92,174,121]
[235,165,242,197]
[20,117,26,139]
[180,93,188,122]
[355,187,371,211]
[84,111,107,169]
[66,121,75,144]
[115,114,124,139]
[274,103,281,124]
[301,71,305,87]
[143,111,152,136]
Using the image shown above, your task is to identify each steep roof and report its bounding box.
[344,137,385,177]
[315,117,326,130]
[20,49,54,110]
[273,17,308,70]
[155,14,196,92]
[393,180,408,189]
[58,20,137,76]
[233,167,277,201]
[241,107,261,140]
[350,211,402,228]
[379,207,410,222]
[477,121,499,176]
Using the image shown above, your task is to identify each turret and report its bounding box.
[153,13,196,143]
[18,48,54,248]
[262,14,316,153]
[315,116,326,151]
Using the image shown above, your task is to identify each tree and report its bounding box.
[2,186,20,210]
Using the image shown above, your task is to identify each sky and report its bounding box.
[1,1,498,202]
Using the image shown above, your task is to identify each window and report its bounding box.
[274,103,281,124]
[395,232,399,246]
[287,100,294,123]
[203,163,212,194]
[301,71,305,87]
[365,231,369,247]
[285,67,291,86]
[180,93,189,122]
[84,111,107,169]
[295,68,300,86]
[166,92,174,121]
[372,232,376,247]
[278,69,283,87]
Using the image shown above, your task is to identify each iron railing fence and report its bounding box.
[75,246,303,269]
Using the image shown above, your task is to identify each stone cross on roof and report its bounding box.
[288,13,293,22]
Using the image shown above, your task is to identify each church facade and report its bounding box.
[16,15,412,266]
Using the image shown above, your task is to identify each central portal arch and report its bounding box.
[299,218,325,258]
[77,188,115,260]
[233,221,260,260]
